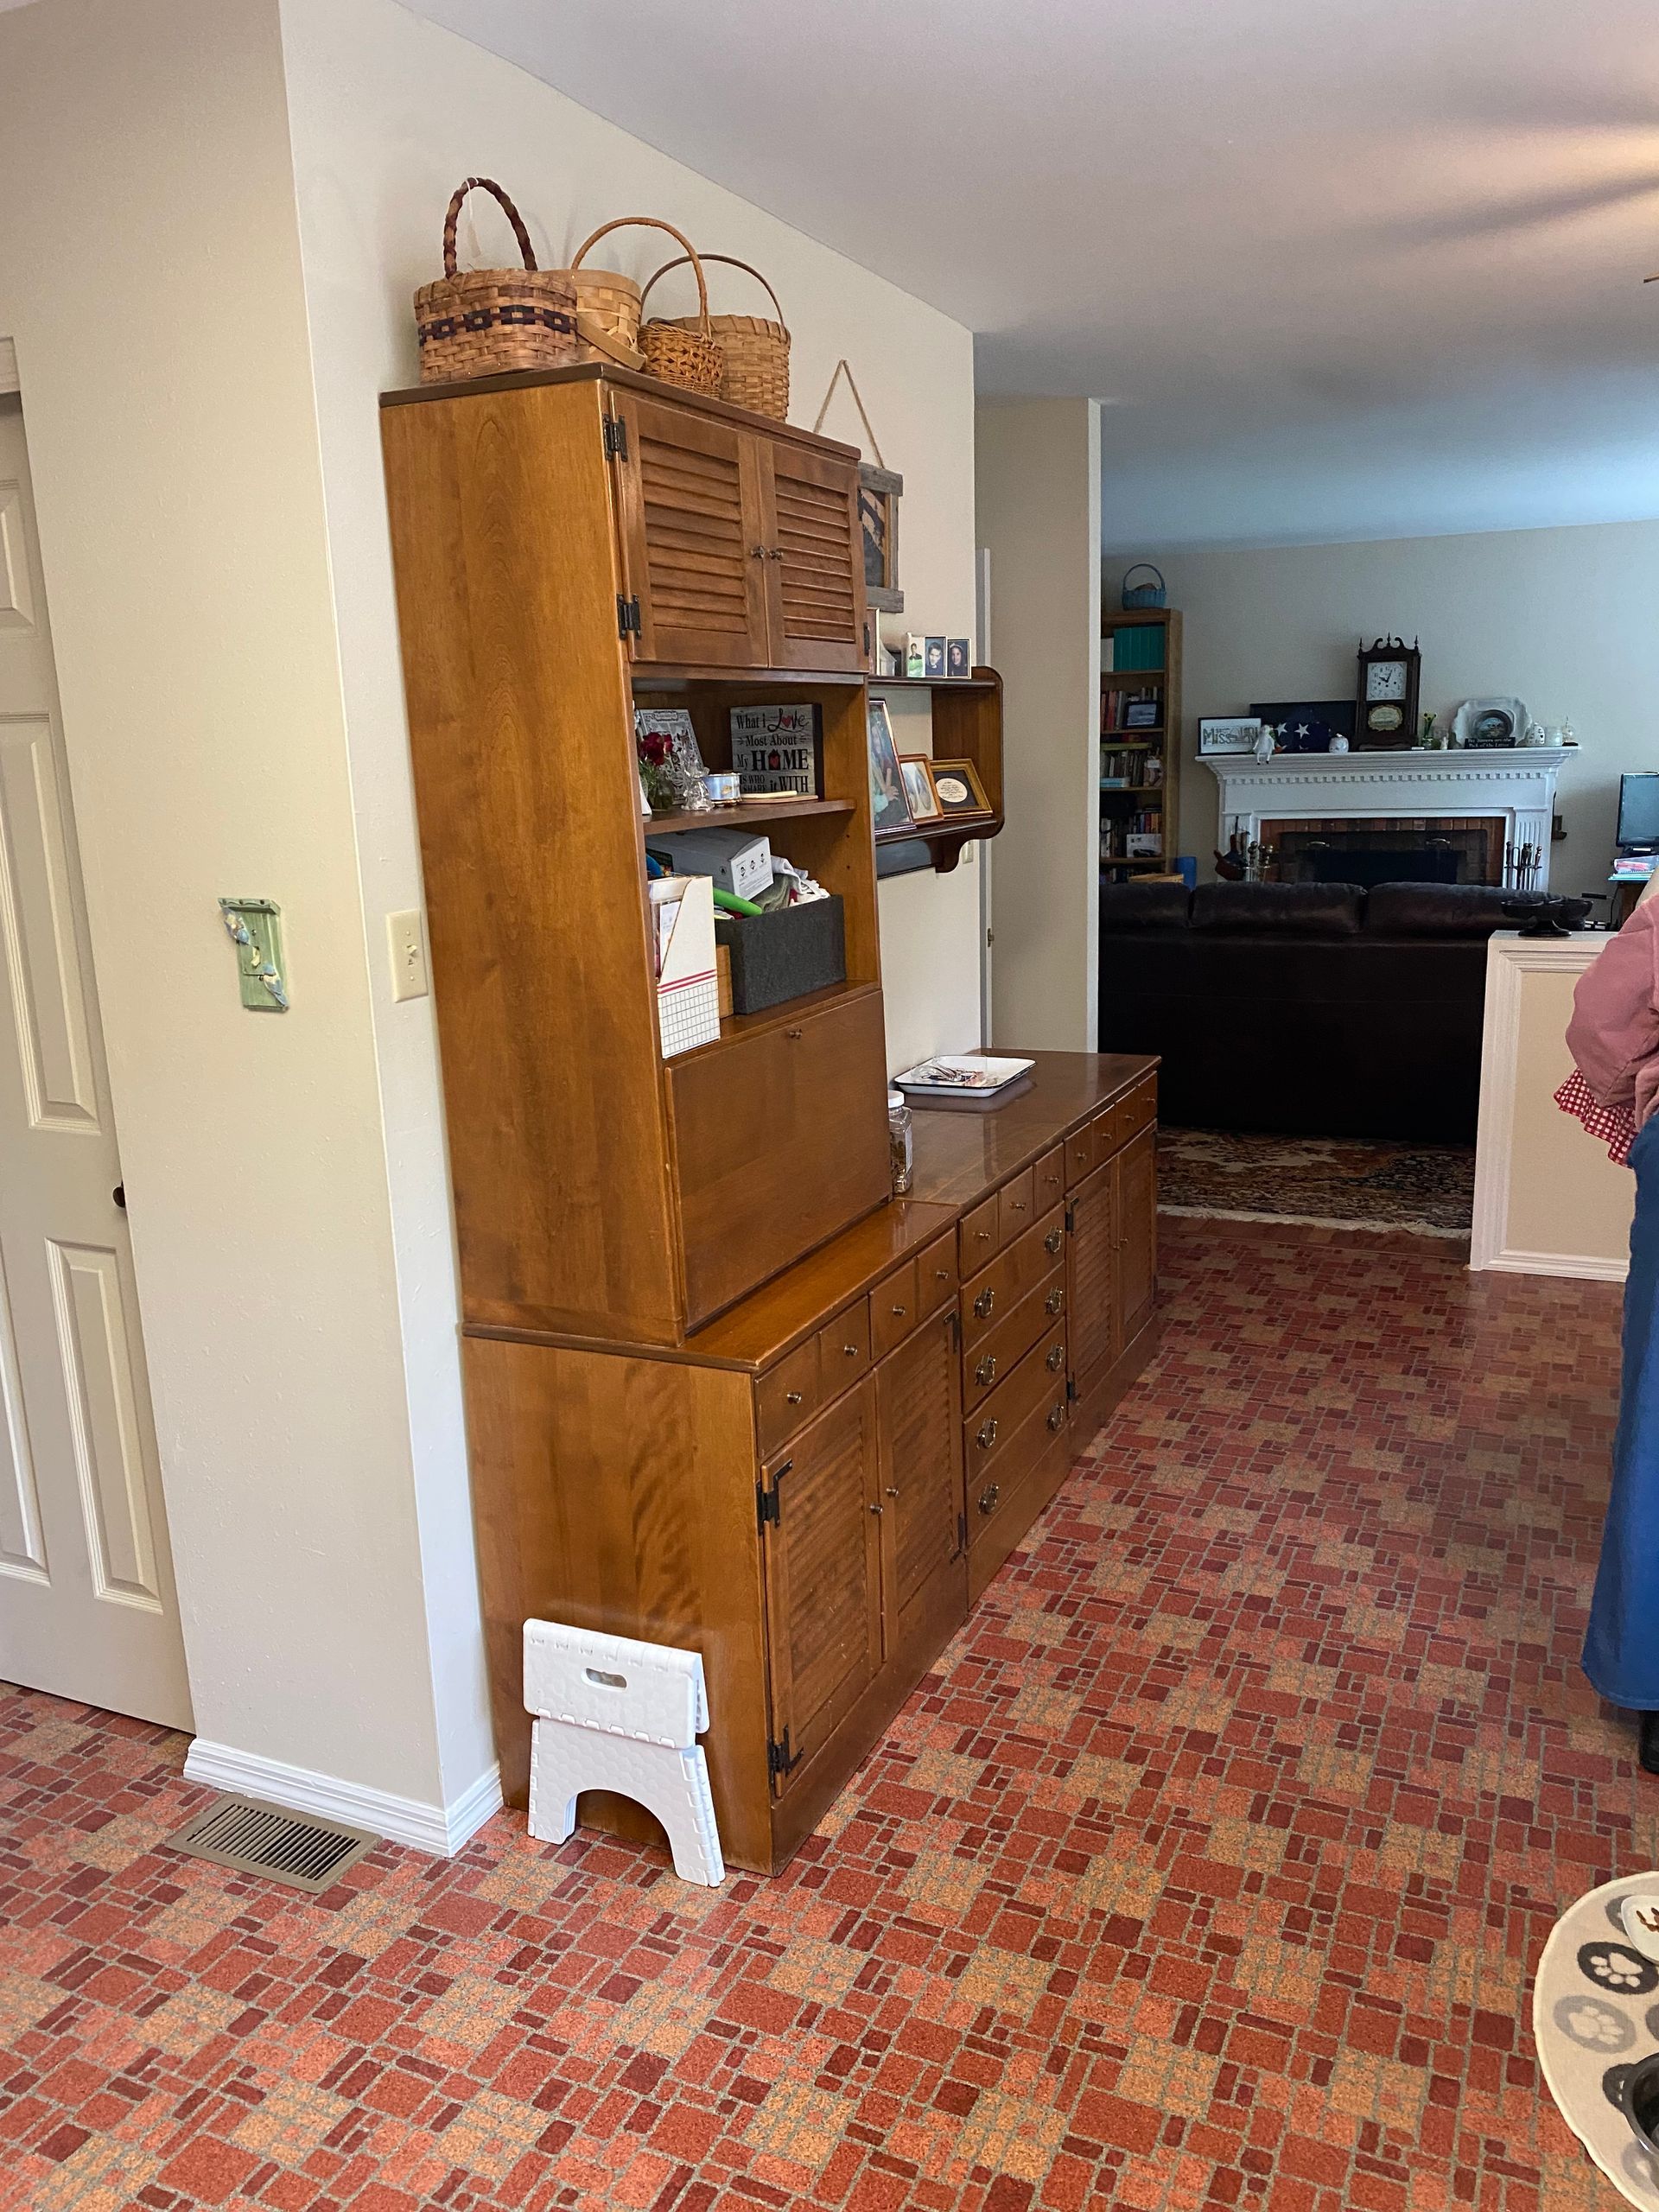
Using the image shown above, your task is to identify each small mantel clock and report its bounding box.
[1355,636,1421,748]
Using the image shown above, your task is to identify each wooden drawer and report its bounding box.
[958,1191,1001,1275]
[965,1321,1067,1479]
[997,1166,1037,1246]
[757,1335,821,1457]
[917,1230,957,1319]
[1065,1120,1097,1190]
[1114,1076,1157,1150]
[669,988,889,1325]
[963,1262,1067,1412]
[1034,1145,1066,1217]
[961,1205,1066,1352]
[817,1302,871,1394]
[966,1327,1069,1534]
[871,1258,920,1357]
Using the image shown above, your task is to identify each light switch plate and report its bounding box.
[387,909,429,1001]
[219,898,289,1013]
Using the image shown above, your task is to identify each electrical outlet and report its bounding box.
[387,909,429,1002]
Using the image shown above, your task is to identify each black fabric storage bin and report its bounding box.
[715,896,845,1014]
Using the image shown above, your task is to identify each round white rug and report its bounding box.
[1535,1873,1659,2208]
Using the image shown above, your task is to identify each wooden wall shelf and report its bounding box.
[645,798,855,838]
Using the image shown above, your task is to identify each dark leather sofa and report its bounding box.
[1096,880,1545,1142]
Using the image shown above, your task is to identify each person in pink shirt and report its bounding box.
[1560,883,1659,1773]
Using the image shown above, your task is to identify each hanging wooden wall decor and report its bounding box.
[814,359,904,614]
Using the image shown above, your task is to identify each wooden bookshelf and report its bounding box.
[1100,607,1182,878]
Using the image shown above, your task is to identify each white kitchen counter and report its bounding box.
[1471,931,1633,1281]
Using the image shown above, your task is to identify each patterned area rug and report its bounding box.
[1160,1125,1476,1237]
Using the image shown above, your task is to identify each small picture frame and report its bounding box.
[925,636,946,679]
[929,759,991,818]
[899,755,942,821]
[905,633,926,679]
[946,637,970,678]
[1123,697,1160,730]
[867,696,913,835]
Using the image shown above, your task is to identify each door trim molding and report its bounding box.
[182,1737,503,1857]
[0,341,16,397]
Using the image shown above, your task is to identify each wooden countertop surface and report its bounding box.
[908,1050,1157,1207]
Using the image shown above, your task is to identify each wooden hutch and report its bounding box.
[380,361,1159,1872]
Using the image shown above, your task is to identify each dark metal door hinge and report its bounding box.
[756,1478,780,1529]
[1066,1375,1078,1402]
[603,416,629,461]
[1065,1201,1076,1233]
[948,1308,961,1351]
[617,594,642,639]
[768,1728,804,1780]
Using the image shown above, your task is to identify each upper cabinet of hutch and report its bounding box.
[607,385,866,673]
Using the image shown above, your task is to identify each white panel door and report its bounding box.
[0,396,190,1727]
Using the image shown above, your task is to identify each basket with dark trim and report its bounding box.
[413,177,577,385]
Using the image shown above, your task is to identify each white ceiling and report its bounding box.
[412,0,1659,547]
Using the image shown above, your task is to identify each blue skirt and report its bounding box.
[1584,1116,1659,1710]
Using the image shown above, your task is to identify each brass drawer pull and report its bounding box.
[975,1355,997,1387]
[975,1229,993,1243]
[1010,1198,1027,1213]
[785,1027,804,1039]
[786,1389,804,1405]
[978,1484,1001,1516]
[842,1342,860,1358]
[890,1302,907,1318]
[1045,1287,1064,1315]
[869,1501,883,1516]
[935,1267,952,1281]
[886,1484,899,1498]
[1046,1344,1065,1373]
[1044,1227,1063,1255]
[974,1287,995,1319]
[976,1417,998,1451]
[1047,1401,1066,1433]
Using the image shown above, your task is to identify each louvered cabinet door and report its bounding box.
[613,392,771,667]
[759,441,867,671]
[1066,1159,1119,1400]
[875,1310,966,1659]
[1116,1128,1157,1346]
[760,1378,882,1794]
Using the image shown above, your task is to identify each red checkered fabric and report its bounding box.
[1555,1065,1637,1164]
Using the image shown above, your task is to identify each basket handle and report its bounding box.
[1122,563,1166,593]
[640,253,786,331]
[442,176,538,278]
[571,218,710,331]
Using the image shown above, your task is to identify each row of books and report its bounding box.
[1101,689,1160,734]
[1101,810,1161,838]
[1100,749,1162,786]
[1103,627,1165,674]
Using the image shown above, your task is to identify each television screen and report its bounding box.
[1618,773,1659,850]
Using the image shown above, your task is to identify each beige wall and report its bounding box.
[976,398,1102,1050]
[1106,521,1659,885]
[0,0,466,1821]
[280,0,982,1078]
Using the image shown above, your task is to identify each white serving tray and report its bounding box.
[893,1054,1035,1099]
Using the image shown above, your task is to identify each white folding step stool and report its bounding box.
[522,1620,725,1887]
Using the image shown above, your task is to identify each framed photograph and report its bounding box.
[730,702,823,797]
[858,462,904,614]
[867,696,913,835]
[1125,830,1161,858]
[946,637,970,678]
[899,755,941,821]
[1198,716,1262,756]
[925,636,946,679]
[905,633,926,678]
[1123,696,1160,730]
[929,759,992,818]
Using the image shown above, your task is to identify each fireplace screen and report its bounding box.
[1262,816,1505,889]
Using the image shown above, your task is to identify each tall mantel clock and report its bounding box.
[1355,636,1422,748]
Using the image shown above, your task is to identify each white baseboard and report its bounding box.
[1475,1247,1627,1284]
[182,1738,503,1857]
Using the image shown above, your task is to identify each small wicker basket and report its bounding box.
[640,254,790,420]
[413,178,576,385]
[566,219,721,395]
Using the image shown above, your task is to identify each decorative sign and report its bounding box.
[730,704,823,797]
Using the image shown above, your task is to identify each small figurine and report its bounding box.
[1252,728,1276,764]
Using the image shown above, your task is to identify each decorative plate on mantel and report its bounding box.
[1452,696,1529,749]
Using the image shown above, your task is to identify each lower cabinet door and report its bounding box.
[875,1308,965,1656]
[760,1378,882,1793]
[1066,1156,1119,1389]
[1116,1128,1157,1345]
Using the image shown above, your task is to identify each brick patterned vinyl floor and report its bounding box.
[3,1218,1656,2212]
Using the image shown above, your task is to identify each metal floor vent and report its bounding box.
[166,1796,378,1893]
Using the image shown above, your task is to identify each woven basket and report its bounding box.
[641,254,790,419]
[413,178,576,385]
[565,219,720,392]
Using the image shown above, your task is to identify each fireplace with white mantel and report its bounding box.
[1203,746,1570,891]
